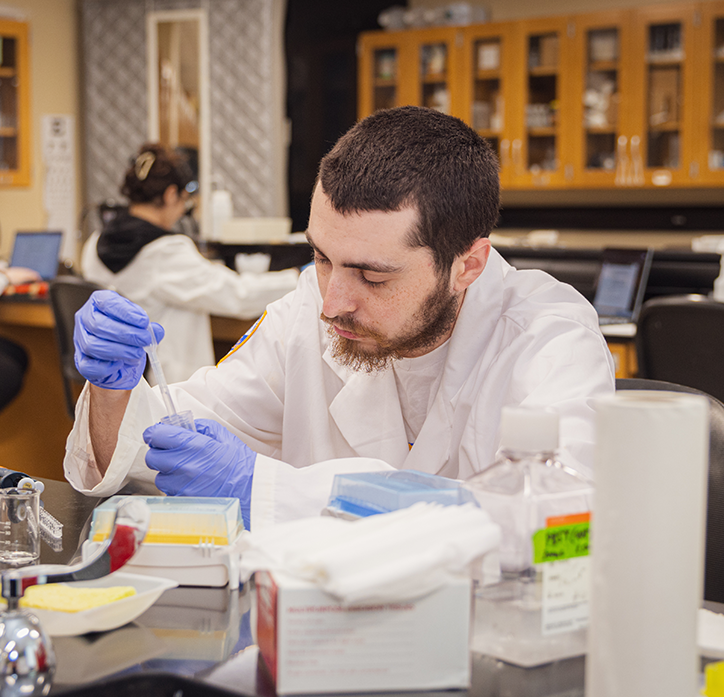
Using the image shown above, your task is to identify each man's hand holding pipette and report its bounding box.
[143,419,255,530]
[74,291,164,390]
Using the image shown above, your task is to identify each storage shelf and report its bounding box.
[528,65,558,77]
[476,69,501,80]
[527,126,557,136]
[0,67,15,78]
[0,127,17,138]
[588,60,618,72]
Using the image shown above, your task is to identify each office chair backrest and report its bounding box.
[616,378,724,603]
[49,276,105,419]
[636,294,724,403]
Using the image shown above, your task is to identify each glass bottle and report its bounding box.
[465,407,594,666]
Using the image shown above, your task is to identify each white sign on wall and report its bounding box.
[42,114,77,263]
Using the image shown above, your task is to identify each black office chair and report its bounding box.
[49,276,106,419]
[636,294,724,404]
[616,378,724,603]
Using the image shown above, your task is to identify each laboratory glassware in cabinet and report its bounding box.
[0,19,29,187]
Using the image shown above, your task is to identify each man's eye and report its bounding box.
[361,275,386,288]
[314,254,330,265]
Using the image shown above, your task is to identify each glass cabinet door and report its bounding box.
[0,20,29,186]
[512,18,571,187]
[460,23,516,185]
[372,47,399,112]
[645,22,684,170]
[571,11,633,187]
[630,6,697,186]
[696,1,724,184]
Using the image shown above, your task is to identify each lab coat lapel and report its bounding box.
[403,249,506,478]
[324,348,410,467]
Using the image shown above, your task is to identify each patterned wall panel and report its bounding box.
[208,0,279,217]
[81,0,286,232]
[81,0,148,213]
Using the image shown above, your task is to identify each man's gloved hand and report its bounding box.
[74,290,164,390]
[143,418,256,530]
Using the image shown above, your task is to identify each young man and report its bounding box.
[67,107,615,530]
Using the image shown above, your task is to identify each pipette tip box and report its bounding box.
[325,470,479,519]
[83,496,244,588]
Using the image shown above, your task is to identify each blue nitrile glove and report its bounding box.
[74,290,164,390]
[143,418,255,530]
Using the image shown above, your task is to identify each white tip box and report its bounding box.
[255,570,472,694]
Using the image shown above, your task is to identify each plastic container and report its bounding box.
[89,496,242,546]
[84,496,245,588]
[325,469,478,519]
[465,407,594,667]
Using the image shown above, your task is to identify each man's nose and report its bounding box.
[322,272,357,318]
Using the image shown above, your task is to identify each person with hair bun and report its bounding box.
[80,143,299,383]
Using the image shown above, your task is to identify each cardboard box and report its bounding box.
[256,570,472,694]
[539,34,559,68]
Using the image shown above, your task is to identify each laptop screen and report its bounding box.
[593,248,653,321]
[10,232,63,281]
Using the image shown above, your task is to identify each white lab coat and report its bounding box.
[64,248,615,530]
[81,232,299,383]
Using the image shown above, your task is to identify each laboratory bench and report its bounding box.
[35,478,589,697]
[21,478,719,697]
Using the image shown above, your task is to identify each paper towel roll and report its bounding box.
[586,391,709,697]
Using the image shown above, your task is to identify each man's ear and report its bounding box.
[451,238,491,292]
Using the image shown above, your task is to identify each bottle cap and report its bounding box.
[500,407,559,453]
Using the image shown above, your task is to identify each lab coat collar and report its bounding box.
[404,248,506,477]
[324,347,410,467]
[323,248,507,475]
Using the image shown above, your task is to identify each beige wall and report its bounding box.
[0,0,79,260]
[411,0,722,22]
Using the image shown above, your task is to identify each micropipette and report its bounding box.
[144,328,196,430]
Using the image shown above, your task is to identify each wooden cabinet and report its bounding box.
[0,19,29,187]
[358,2,720,191]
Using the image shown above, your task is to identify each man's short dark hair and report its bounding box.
[317,106,500,275]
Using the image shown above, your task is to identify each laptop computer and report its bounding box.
[593,248,653,326]
[10,231,63,281]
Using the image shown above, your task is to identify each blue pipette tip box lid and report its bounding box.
[325,470,479,519]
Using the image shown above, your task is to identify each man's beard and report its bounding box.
[321,276,460,373]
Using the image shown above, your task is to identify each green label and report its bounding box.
[532,522,590,564]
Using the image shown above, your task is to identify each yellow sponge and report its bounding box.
[19,584,136,613]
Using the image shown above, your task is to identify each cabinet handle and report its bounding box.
[500,139,511,168]
[614,135,629,186]
[630,135,644,186]
[512,139,522,176]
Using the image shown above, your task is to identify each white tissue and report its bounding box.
[238,502,500,604]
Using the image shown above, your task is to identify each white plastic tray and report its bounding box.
[17,571,178,636]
